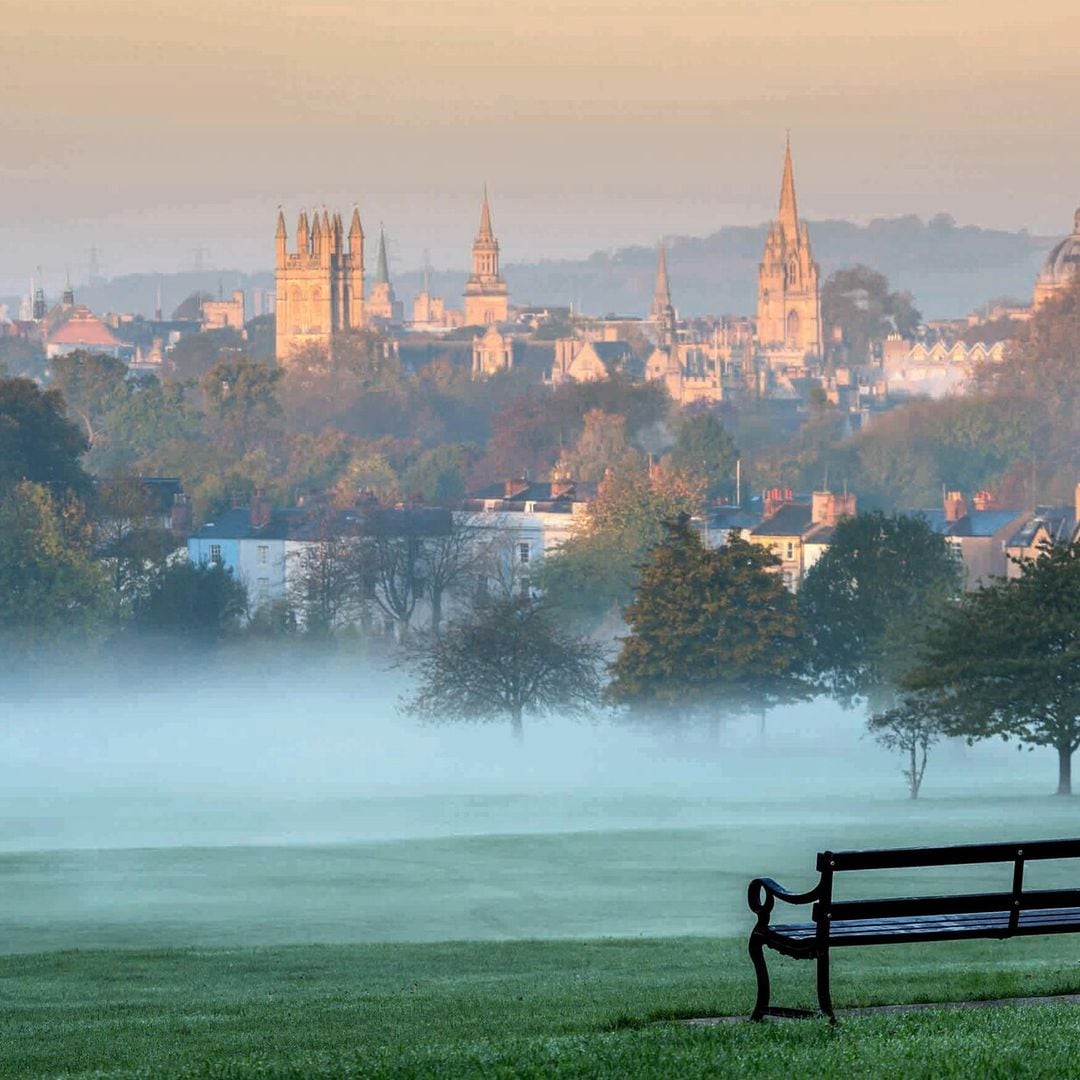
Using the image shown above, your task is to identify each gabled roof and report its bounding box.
[917,508,1028,539]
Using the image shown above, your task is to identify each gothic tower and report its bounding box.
[275,205,364,363]
[756,137,822,358]
[464,187,509,326]
[650,238,676,342]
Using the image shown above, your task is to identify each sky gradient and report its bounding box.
[1,0,1077,293]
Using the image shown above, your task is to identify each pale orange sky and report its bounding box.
[1,0,1077,289]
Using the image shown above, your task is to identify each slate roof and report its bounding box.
[1007,508,1078,548]
[917,508,1028,538]
[192,505,452,542]
[750,503,813,537]
[468,480,596,503]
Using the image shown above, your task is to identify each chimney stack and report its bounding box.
[944,490,967,523]
[972,490,994,512]
[170,492,193,537]
[811,490,857,527]
[250,488,273,529]
[763,487,794,519]
[503,477,528,500]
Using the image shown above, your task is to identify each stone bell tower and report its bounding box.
[464,187,510,326]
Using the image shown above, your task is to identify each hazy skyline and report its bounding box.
[2,0,1077,292]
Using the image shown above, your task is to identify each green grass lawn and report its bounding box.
[4,935,1080,1078]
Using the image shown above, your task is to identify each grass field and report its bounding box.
[4,935,1080,1078]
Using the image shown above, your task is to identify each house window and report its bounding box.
[257,544,269,565]
[519,542,530,565]
[209,544,222,566]
[785,541,795,561]
[257,577,270,600]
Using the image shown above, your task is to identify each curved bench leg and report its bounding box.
[816,950,836,1022]
[749,934,770,1021]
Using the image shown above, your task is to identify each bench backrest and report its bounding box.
[811,837,1080,931]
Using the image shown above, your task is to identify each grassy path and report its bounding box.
[3,936,1080,1077]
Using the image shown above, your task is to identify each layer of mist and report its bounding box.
[0,656,1070,954]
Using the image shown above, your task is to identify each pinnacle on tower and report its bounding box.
[477,185,494,241]
[778,133,799,241]
[296,211,310,254]
[349,206,363,241]
[374,228,390,284]
[275,208,286,239]
[651,237,672,312]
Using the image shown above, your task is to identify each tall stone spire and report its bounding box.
[478,184,494,241]
[374,227,390,284]
[778,133,799,241]
[650,238,672,319]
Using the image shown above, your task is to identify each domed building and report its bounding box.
[1034,207,1080,309]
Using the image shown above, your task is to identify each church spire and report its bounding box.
[778,133,799,241]
[374,228,390,284]
[477,185,494,241]
[651,237,672,313]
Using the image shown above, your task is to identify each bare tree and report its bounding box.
[364,532,426,642]
[867,696,941,799]
[403,595,604,740]
[423,512,485,634]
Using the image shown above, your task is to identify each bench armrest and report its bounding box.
[747,877,820,929]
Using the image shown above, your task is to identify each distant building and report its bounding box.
[45,305,127,360]
[463,188,509,326]
[881,337,1006,399]
[550,338,632,384]
[1034,206,1080,309]
[917,490,1029,588]
[649,239,676,343]
[748,488,856,591]
[472,325,513,378]
[275,207,365,362]
[201,290,246,332]
[644,343,723,405]
[756,137,822,362]
[1004,485,1080,578]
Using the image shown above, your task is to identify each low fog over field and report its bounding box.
[0,657,1073,955]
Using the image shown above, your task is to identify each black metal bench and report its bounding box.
[747,837,1080,1021]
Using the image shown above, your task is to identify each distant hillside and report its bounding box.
[3,216,1052,325]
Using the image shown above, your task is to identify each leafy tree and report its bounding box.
[167,327,244,381]
[822,265,921,362]
[904,541,1080,795]
[288,532,365,638]
[401,444,470,505]
[558,409,639,482]
[0,377,89,497]
[0,481,107,652]
[537,461,704,627]
[201,354,283,458]
[667,412,739,500]
[867,696,941,799]
[800,511,962,710]
[607,516,810,720]
[403,595,604,739]
[133,560,247,645]
[48,350,129,447]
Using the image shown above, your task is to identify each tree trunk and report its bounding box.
[510,705,524,743]
[1057,745,1072,796]
[431,589,442,636]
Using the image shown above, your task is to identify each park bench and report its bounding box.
[747,837,1080,1021]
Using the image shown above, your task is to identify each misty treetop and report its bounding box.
[900,539,1080,796]
[403,594,605,740]
[800,510,962,710]
[607,515,810,720]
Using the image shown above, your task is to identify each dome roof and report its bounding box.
[1037,207,1080,289]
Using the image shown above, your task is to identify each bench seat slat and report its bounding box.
[769,907,1080,947]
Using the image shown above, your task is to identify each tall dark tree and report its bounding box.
[0,481,107,653]
[404,595,604,739]
[607,516,810,720]
[133,561,247,645]
[0,377,89,497]
[201,355,283,458]
[904,541,1080,795]
[821,264,921,363]
[800,511,962,710]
